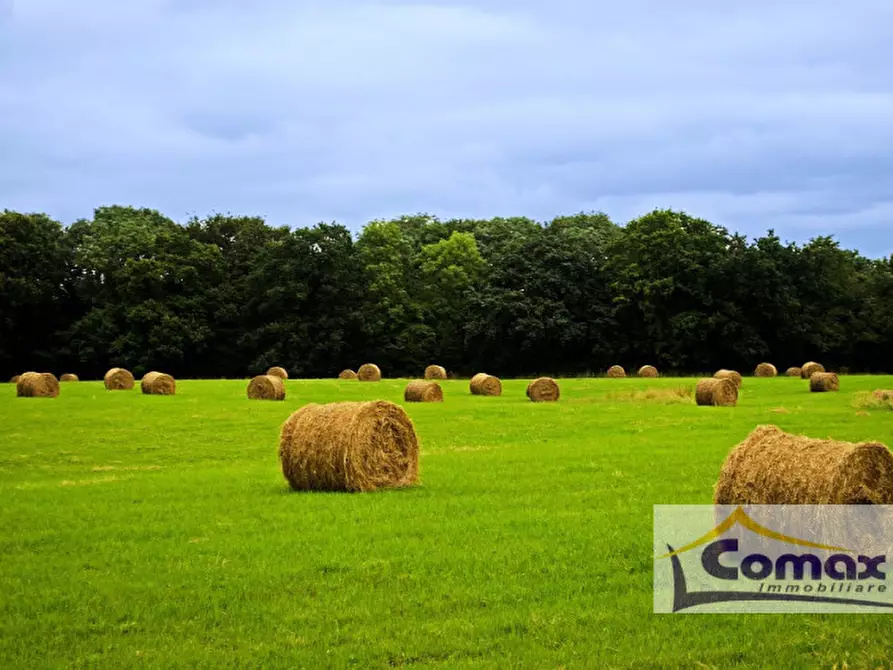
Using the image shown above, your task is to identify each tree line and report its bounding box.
[2,205,891,380]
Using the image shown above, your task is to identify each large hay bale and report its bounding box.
[423,365,447,380]
[9,375,20,384]
[801,361,825,379]
[404,380,443,403]
[247,374,285,400]
[714,424,893,504]
[59,373,79,382]
[526,377,560,402]
[141,371,176,395]
[754,363,777,378]
[469,373,502,396]
[638,365,659,378]
[713,369,742,389]
[104,368,134,391]
[606,365,626,378]
[357,363,382,382]
[810,372,839,393]
[266,366,288,380]
[278,400,419,492]
[785,366,802,377]
[338,369,358,380]
[695,378,738,407]
[16,372,60,398]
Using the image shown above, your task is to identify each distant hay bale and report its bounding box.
[16,372,60,398]
[754,363,777,378]
[357,363,382,382]
[278,400,419,492]
[266,366,288,380]
[60,373,79,382]
[247,374,285,400]
[810,372,839,393]
[638,365,659,378]
[141,371,176,395]
[606,365,626,378]
[714,424,893,504]
[801,362,825,379]
[469,373,502,396]
[338,369,358,380]
[785,366,802,377]
[104,368,134,391]
[526,377,560,402]
[9,375,20,384]
[423,365,447,380]
[404,380,443,403]
[713,369,743,388]
[696,378,738,407]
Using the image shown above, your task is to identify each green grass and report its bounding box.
[1,376,892,668]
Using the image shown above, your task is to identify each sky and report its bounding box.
[1,0,892,256]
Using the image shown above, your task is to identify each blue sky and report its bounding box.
[2,0,892,256]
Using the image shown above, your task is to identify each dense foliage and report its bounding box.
[2,206,891,379]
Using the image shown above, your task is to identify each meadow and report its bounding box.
[1,375,892,668]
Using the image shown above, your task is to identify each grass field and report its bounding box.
[1,375,892,668]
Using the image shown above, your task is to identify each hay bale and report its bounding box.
[9,375,20,384]
[714,424,893,504]
[754,363,777,378]
[606,365,626,378]
[713,369,742,388]
[266,366,288,380]
[357,363,382,382]
[60,373,79,382]
[141,371,176,395]
[810,372,839,393]
[423,365,447,380]
[338,369,358,380]
[104,368,134,391]
[695,378,738,407]
[785,366,802,377]
[801,361,825,379]
[278,400,419,492]
[638,365,659,378]
[16,372,60,398]
[526,377,560,402]
[247,374,285,400]
[469,373,502,396]
[404,380,443,403]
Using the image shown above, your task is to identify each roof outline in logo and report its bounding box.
[657,506,853,559]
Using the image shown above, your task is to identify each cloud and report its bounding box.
[1,0,892,256]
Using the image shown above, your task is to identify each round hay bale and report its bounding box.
[469,373,502,396]
[785,366,802,377]
[713,369,742,389]
[104,368,134,391]
[638,365,659,378]
[754,363,777,378]
[423,365,447,380]
[247,374,285,400]
[526,377,560,402]
[338,369,358,380]
[278,400,419,492]
[810,372,839,393]
[801,361,825,379]
[266,366,288,380]
[141,371,176,395]
[714,424,893,504]
[696,378,738,407]
[9,375,20,384]
[404,380,443,403]
[606,365,626,378]
[357,363,382,382]
[60,373,79,382]
[16,372,60,398]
